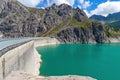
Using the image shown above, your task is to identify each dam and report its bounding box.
[0,37,94,80]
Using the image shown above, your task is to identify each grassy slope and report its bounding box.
[104,25,120,37]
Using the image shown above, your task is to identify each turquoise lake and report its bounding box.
[36,43,120,80]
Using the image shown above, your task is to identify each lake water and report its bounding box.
[36,43,120,80]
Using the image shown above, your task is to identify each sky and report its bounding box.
[17,0,120,17]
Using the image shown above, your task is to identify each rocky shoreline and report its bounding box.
[108,37,120,43]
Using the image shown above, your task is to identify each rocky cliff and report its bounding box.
[0,0,109,43]
[0,0,41,37]
[57,22,107,43]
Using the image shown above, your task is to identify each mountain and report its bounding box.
[0,0,41,37]
[89,15,106,22]
[106,12,120,21]
[90,12,120,23]
[90,12,120,29]
[107,20,120,28]
[0,0,119,43]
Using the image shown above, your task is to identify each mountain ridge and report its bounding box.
[90,12,120,23]
[0,0,120,43]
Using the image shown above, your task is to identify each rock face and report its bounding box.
[57,22,107,43]
[74,7,88,22]
[0,31,3,38]
[0,0,42,37]
[0,0,108,43]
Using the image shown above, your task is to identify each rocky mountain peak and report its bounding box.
[51,3,58,9]
[75,7,82,12]
[74,7,88,22]
[58,3,72,10]
[45,3,58,11]
[0,1,112,43]
[43,3,88,28]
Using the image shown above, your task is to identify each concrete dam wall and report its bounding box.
[0,37,60,80]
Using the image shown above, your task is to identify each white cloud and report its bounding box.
[90,1,120,16]
[17,0,42,7]
[78,0,91,9]
[68,0,75,6]
[46,0,75,7]
[83,1,91,9]
[79,0,84,4]
[18,0,75,7]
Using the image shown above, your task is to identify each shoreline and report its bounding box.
[34,38,96,80]
[108,37,120,43]
[35,37,120,75]
[34,48,42,75]
[35,37,120,80]
[34,37,60,76]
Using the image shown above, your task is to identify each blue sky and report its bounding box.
[17,0,120,17]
